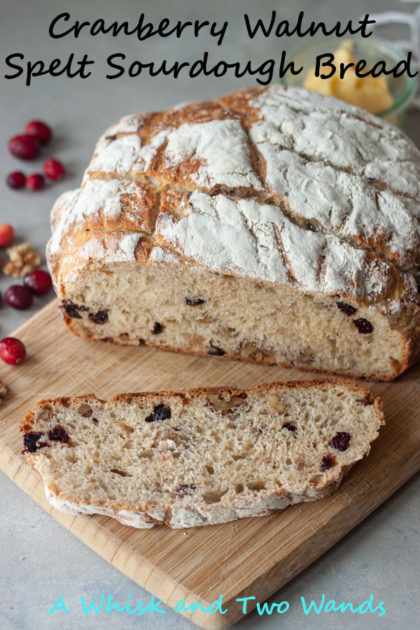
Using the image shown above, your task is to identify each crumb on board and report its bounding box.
[0,380,8,403]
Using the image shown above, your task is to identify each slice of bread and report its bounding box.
[21,380,384,529]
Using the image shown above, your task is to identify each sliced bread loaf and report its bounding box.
[22,380,384,528]
[47,85,420,381]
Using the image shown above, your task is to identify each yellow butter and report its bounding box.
[303,42,394,114]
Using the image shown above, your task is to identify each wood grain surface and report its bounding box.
[0,300,419,629]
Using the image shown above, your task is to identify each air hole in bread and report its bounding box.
[115,421,134,435]
[202,490,227,504]
[247,481,266,491]
[110,468,132,477]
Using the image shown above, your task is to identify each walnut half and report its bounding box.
[207,392,247,415]
[4,243,41,277]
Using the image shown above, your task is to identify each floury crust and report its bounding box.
[47,85,420,380]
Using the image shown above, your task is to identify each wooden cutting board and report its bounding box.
[1,300,419,629]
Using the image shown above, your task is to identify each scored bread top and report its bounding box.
[47,85,420,314]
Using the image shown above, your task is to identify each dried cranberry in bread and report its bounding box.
[47,85,420,380]
[21,380,384,529]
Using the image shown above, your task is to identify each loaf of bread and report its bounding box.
[21,380,383,528]
[47,85,420,380]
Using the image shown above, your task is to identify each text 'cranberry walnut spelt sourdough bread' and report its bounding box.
[22,381,383,528]
[47,85,420,380]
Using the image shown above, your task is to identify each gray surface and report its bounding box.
[0,0,419,628]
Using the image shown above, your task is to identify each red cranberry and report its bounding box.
[151,321,164,334]
[145,404,172,423]
[24,270,52,295]
[6,171,26,189]
[26,173,45,191]
[5,285,33,310]
[0,337,27,365]
[185,296,206,306]
[330,432,351,452]
[0,223,14,247]
[208,341,225,356]
[43,158,65,181]
[282,423,298,435]
[321,454,336,471]
[353,318,373,334]
[23,432,45,452]
[176,484,197,495]
[48,425,69,443]
[336,301,357,316]
[88,310,108,324]
[8,134,39,160]
[24,120,52,145]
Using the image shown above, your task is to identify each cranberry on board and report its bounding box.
[24,120,52,145]
[6,171,26,189]
[0,337,27,365]
[26,173,45,191]
[43,158,65,181]
[24,270,52,295]
[0,223,14,247]
[8,134,39,160]
[5,285,33,310]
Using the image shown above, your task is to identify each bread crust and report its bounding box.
[22,380,384,528]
